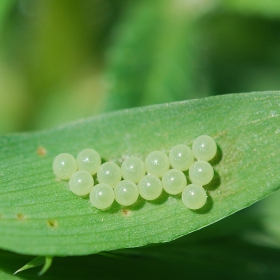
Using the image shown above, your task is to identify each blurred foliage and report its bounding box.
[0,0,280,132]
[1,0,280,279]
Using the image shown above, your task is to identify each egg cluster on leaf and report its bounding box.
[52,135,217,210]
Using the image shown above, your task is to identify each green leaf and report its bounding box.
[0,0,15,35]
[14,256,52,276]
[104,0,211,111]
[222,0,280,18]
[0,92,280,256]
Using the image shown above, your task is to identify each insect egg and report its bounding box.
[192,135,217,161]
[97,162,122,188]
[169,144,194,171]
[189,160,214,185]
[90,183,115,210]
[145,151,170,178]
[77,148,101,175]
[121,156,146,183]
[114,180,139,206]
[69,170,94,196]
[162,169,187,195]
[182,184,207,209]
[138,174,163,200]
[52,153,77,180]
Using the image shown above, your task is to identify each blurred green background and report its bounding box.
[2,1,280,279]
[1,0,280,133]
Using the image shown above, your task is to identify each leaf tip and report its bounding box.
[14,256,53,276]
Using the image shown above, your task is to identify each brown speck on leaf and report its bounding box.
[17,214,24,220]
[121,209,131,216]
[37,146,47,156]
[47,219,58,228]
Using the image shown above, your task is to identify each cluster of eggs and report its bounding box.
[52,135,217,211]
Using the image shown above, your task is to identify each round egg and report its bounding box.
[53,153,77,180]
[90,183,114,210]
[121,156,145,183]
[162,169,186,195]
[145,151,170,178]
[169,144,194,171]
[182,184,207,209]
[97,162,122,188]
[192,135,217,161]
[189,160,214,185]
[114,180,139,206]
[138,174,162,200]
[77,148,101,175]
[69,170,94,196]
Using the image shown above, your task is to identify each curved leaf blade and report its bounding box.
[14,256,52,276]
[0,91,280,256]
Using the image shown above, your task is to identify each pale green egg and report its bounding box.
[145,151,170,178]
[69,170,94,196]
[52,153,77,180]
[77,148,101,175]
[162,169,186,195]
[97,162,122,188]
[121,156,146,183]
[114,180,139,206]
[189,160,214,185]
[192,135,217,161]
[182,184,207,209]
[169,144,194,171]
[138,174,162,200]
[90,183,114,210]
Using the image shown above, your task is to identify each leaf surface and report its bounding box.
[0,92,280,256]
